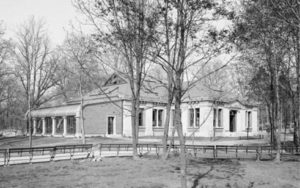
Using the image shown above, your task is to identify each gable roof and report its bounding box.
[66,73,255,107]
[103,72,127,87]
[67,73,168,104]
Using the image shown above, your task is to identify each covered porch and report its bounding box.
[31,105,80,137]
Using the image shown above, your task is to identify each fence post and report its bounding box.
[98,144,102,157]
[256,146,260,161]
[117,144,120,156]
[7,148,10,165]
[30,148,33,164]
[213,145,216,159]
[4,149,7,166]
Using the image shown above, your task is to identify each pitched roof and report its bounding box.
[31,104,80,117]
[66,73,253,106]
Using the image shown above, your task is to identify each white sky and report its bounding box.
[0,0,78,45]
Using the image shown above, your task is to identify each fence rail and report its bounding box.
[0,144,299,166]
[93,144,300,160]
[0,144,93,166]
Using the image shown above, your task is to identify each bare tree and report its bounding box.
[13,17,59,147]
[150,1,232,186]
[59,32,105,144]
[232,0,299,162]
[74,0,159,158]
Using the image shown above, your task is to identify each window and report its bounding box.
[158,109,163,127]
[213,108,223,128]
[171,109,175,127]
[67,116,76,134]
[153,109,164,127]
[45,117,52,134]
[36,118,43,134]
[195,108,200,127]
[218,109,223,127]
[56,116,64,134]
[189,109,194,127]
[189,108,200,127]
[138,108,144,127]
[213,108,217,128]
[152,109,157,127]
[248,111,252,128]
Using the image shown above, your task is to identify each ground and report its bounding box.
[0,156,299,188]
[0,136,298,188]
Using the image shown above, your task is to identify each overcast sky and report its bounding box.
[0,0,78,45]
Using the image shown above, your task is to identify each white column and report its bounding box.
[223,109,230,132]
[63,116,67,136]
[52,117,56,135]
[181,104,188,135]
[32,118,37,135]
[75,116,80,137]
[145,104,153,136]
[42,118,46,135]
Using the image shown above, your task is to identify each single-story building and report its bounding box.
[30,73,259,138]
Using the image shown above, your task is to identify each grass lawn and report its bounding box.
[0,136,148,149]
[0,156,299,188]
[0,135,271,149]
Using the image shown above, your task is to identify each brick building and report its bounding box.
[30,73,259,138]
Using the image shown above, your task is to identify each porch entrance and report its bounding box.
[107,116,115,135]
[229,110,237,132]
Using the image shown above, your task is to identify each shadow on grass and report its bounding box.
[191,165,214,188]
[187,158,242,188]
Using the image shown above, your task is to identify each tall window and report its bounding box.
[171,109,175,127]
[152,109,157,127]
[158,109,163,127]
[153,109,164,127]
[189,109,194,127]
[195,108,200,127]
[213,108,223,128]
[139,108,144,127]
[56,116,64,134]
[45,117,52,134]
[248,111,252,128]
[213,108,217,128]
[218,109,223,128]
[189,108,200,127]
[67,116,76,134]
[36,118,43,134]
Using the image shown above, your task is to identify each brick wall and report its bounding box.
[83,101,123,135]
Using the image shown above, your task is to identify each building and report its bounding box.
[30,73,259,138]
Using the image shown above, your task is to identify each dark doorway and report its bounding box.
[107,116,115,135]
[229,110,237,132]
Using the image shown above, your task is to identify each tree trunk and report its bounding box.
[162,96,172,159]
[80,96,86,144]
[174,89,186,188]
[296,26,300,148]
[274,57,281,162]
[28,85,32,148]
[131,98,139,158]
[79,75,86,144]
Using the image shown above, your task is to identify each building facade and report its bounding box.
[30,73,259,138]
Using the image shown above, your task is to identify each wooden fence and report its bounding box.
[0,144,93,166]
[95,144,300,160]
[0,144,299,166]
